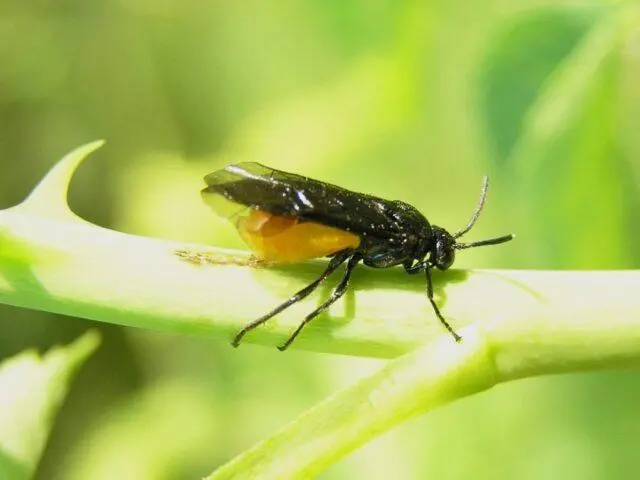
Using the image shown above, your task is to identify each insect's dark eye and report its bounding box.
[434,239,455,270]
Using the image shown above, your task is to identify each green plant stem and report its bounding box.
[3,198,640,359]
[206,284,640,479]
[208,287,640,479]
[3,144,640,478]
[1,143,640,361]
[208,330,495,479]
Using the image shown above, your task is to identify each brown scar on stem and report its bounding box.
[173,248,274,268]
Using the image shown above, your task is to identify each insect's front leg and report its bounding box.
[404,260,425,275]
[424,266,461,342]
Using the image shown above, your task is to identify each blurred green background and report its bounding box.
[1,0,640,478]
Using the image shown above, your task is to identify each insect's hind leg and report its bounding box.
[278,253,362,351]
[232,249,354,347]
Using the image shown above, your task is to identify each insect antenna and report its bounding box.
[453,175,489,239]
[455,234,515,250]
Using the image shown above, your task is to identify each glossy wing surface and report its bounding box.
[202,162,411,238]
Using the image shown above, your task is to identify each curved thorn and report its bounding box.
[17,140,106,220]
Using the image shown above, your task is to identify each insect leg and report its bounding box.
[425,266,462,342]
[277,253,362,351]
[404,260,426,275]
[232,249,353,347]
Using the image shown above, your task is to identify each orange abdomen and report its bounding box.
[236,209,360,263]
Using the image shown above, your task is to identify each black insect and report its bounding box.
[201,162,514,350]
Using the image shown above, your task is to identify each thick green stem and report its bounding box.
[3,143,640,479]
[208,329,495,479]
[207,287,640,479]
[3,198,640,358]
[1,143,640,361]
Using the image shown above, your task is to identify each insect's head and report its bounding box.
[430,176,514,270]
[430,226,456,270]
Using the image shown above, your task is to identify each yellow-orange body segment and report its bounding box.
[237,209,360,263]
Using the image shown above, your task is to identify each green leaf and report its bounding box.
[58,381,220,480]
[478,5,603,165]
[0,331,101,480]
[478,4,634,268]
[509,10,630,268]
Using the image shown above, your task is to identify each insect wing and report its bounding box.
[202,162,407,237]
[201,184,250,222]
[203,162,314,216]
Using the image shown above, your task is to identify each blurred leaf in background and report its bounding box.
[0,0,639,479]
[478,3,637,270]
[0,332,99,480]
